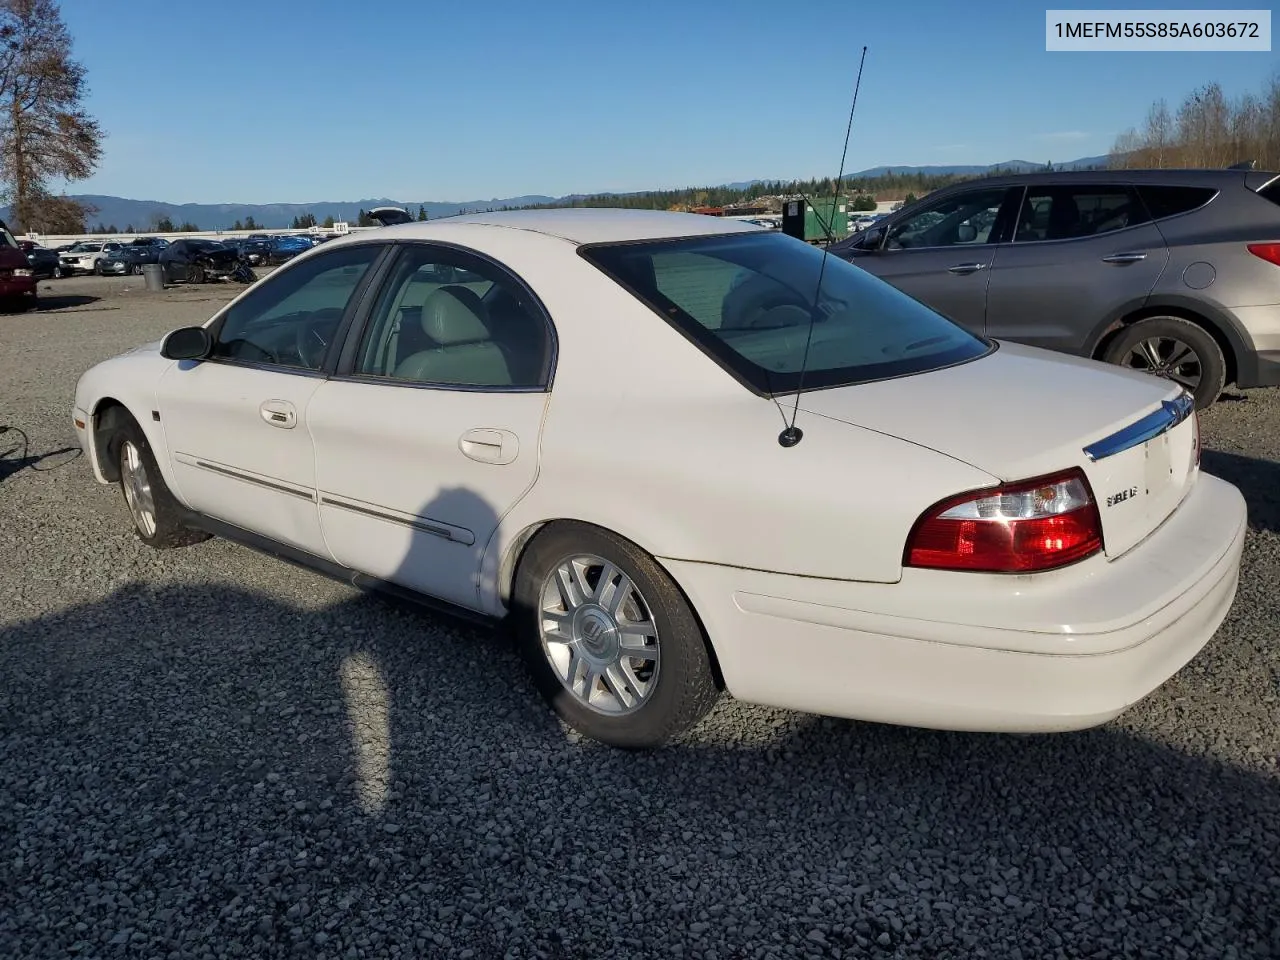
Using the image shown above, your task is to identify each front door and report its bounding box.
[155,242,386,557]
[309,243,555,611]
[984,183,1170,355]
[848,184,1017,335]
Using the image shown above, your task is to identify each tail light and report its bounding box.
[1247,242,1280,266]
[905,468,1102,573]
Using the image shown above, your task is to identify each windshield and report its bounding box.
[579,231,992,395]
[0,223,18,249]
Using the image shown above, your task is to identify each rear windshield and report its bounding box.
[579,231,992,395]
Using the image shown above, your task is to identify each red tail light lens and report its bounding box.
[1247,242,1280,266]
[905,468,1103,573]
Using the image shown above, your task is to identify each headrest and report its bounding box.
[420,285,491,345]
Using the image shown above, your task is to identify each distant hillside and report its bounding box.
[6,153,1112,231]
[843,156,1110,178]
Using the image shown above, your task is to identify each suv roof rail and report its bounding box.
[1228,160,1256,170]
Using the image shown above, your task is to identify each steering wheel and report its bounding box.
[293,308,344,368]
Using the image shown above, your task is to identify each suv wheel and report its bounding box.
[1103,315,1226,409]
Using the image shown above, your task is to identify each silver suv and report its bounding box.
[829,168,1280,408]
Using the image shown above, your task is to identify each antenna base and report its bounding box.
[778,426,803,448]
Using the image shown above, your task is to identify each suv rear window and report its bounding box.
[1138,185,1218,219]
[580,231,993,395]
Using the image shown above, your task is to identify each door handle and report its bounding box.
[259,399,297,429]
[1102,251,1147,264]
[459,428,519,465]
[947,262,987,275]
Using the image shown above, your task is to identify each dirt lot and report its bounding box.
[2,273,1279,958]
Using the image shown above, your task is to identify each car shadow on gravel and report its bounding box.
[2,568,1278,958]
[35,293,102,310]
[1201,448,1280,533]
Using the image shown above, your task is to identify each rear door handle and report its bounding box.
[1102,251,1147,264]
[259,399,297,429]
[947,262,987,275]
[459,428,519,465]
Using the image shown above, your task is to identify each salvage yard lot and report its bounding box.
[2,273,1279,958]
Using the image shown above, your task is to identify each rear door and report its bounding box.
[308,242,554,611]
[985,183,1170,354]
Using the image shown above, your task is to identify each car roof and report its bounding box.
[365,208,764,245]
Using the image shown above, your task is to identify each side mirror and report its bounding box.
[957,223,977,243]
[161,326,212,361]
[859,226,885,250]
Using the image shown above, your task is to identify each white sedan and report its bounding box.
[71,209,1247,748]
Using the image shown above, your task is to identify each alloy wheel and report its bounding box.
[537,554,661,716]
[119,440,158,538]
[1121,336,1202,390]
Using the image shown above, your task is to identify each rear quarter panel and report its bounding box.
[456,227,1000,610]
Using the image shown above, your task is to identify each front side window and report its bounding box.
[1014,185,1148,242]
[581,231,992,395]
[211,243,382,371]
[353,245,551,389]
[885,187,1008,250]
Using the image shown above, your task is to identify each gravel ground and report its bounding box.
[1,274,1279,959]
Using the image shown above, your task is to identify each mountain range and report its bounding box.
[13,155,1111,231]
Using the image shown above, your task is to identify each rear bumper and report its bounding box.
[1239,348,1280,388]
[0,276,37,295]
[1228,305,1280,388]
[662,473,1246,732]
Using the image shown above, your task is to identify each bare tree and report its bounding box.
[1143,99,1174,167]
[0,0,101,232]
[1109,71,1280,171]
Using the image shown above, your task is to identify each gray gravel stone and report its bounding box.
[0,276,1278,959]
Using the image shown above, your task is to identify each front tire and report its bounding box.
[188,262,205,284]
[113,419,212,549]
[1103,315,1226,410]
[511,522,720,748]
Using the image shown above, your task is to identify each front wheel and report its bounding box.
[1103,315,1226,410]
[510,522,720,748]
[188,262,205,284]
[114,419,212,549]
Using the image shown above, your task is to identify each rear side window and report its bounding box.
[1013,185,1148,242]
[1139,185,1217,219]
[1255,179,1280,208]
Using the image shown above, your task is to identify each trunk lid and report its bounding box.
[797,341,1199,560]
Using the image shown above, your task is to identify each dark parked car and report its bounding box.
[828,168,1280,408]
[19,240,61,279]
[159,239,254,284]
[0,220,38,310]
[264,234,314,265]
[234,235,271,265]
[96,237,169,276]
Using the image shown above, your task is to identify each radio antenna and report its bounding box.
[778,45,868,449]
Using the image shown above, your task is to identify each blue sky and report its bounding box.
[63,0,1275,204]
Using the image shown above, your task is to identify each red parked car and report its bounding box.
[0,220,37,311]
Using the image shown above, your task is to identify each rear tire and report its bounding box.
[112,418,212,549]
[510,522,720,748]
[1103,315,1226,410]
